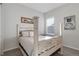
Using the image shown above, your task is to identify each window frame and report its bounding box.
[46,17,55,35]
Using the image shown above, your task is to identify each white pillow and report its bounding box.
[22,31,29,37]
[22,31,34,37]
[30,32,34,36]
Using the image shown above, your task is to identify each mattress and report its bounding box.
[18,35,59,56]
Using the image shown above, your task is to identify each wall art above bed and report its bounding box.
[21,17,33,24]
[64,15,76,30]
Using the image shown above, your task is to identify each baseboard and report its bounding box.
[64,45,79,51]
[3,47,18,52]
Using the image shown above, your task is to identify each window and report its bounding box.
[46,17,55,35]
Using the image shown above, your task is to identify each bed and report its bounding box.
[17,16,63,56]
[18,35,62,56]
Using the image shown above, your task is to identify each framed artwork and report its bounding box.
[21,17,33,24]
[64,15,76,30]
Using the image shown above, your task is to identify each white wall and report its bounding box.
[2,3,44,51]
[45,4,79,50]
[0,4,1,55]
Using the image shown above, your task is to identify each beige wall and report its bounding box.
[45,4,79,50]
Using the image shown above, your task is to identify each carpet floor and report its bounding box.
[3,46,79,56]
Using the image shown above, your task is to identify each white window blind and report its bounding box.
[46,17,55,35]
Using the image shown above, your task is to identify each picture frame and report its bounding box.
[64,15,76,30]
[21,17,33,24]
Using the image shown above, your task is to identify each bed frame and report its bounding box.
[16,16,63,56]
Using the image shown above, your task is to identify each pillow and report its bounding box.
[22,31,29,37]
[30,32,34,36]
[22,31,34,37]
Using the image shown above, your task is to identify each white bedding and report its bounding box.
[18,35,58,55]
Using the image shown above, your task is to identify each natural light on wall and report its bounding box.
[46,17,55,35]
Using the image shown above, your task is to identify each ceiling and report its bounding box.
[21,3,66,13]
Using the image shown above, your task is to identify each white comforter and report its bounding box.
[18,36,58,55]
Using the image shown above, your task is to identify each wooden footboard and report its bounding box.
[38,37,63,56]
[39,44,62,56]
[18,37,63,56]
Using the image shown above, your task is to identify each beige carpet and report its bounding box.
[3,46,79,56]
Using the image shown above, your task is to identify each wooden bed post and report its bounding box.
[16,24,20,48]
[16,24,19,40]
[59,23,63,55]
[32,16,39,56]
